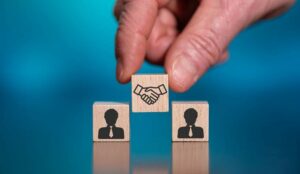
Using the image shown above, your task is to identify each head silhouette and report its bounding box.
[104,109,118,126]
[184,108,198,125]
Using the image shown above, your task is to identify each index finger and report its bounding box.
[115,0,170,83]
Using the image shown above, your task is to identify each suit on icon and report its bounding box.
[98,126,124,139]
[178,125,204,138]
[98,108,125,139]
[177,108,204,139]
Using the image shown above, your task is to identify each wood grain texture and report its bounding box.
[131,74,169,112]
[93,142,129,174]
[172,142,209,174]
[172,102,209,142]
[93,102,130,141]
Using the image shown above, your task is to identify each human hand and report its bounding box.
[114,0,294,92]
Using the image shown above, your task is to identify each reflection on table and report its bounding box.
[133,164,169,174]
[93,142,130,174]
[172,142,209,174]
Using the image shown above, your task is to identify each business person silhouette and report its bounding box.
[98,109,124,139]
[178,108,204,138]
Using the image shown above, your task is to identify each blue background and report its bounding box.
[0,1,300,174]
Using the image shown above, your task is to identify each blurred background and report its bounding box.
[0,1,300,174]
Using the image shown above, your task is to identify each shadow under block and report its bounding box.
[172,101,209,142]
[131,74,169,112]
[93,142,130,174]
[93,102,130,142]
[172,142,209,174]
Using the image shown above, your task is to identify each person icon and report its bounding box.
[98,109,124,139]
[178,108,204,138]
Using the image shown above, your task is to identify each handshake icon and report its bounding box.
[133,84,168,105]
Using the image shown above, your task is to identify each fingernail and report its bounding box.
[116,61,124,80]
[171,56,199,89]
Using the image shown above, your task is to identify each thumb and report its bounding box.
[165,1,254,92]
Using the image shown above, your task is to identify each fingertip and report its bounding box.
[165,53,205,93]
[168,74,191,93]
[116,73,131,84]
[115,32,145,84]
[116,61,131,84]
[166,65,194,93]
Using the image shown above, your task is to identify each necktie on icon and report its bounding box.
[109,126,113,138]
[188,125,193,137]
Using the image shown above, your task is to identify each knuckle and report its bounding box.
[114,0,123,20]
[185,29,222,67]
[118,0,156,36]
[119,8,136,31]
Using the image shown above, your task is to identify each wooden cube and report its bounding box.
[93,102,130,142]
[172,102,209,142]
[93,142,129,174]
[131,74,169,112]
[172,142,209,174]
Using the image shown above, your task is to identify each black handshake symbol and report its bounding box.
[133,84,167,105]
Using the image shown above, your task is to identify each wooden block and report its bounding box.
[93,102,130,142]
[172,102,209,142]
[93,142,130,174]
[131,74,169,112]
[172,142,209,174]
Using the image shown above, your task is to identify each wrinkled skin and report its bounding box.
[114,0,295,92]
